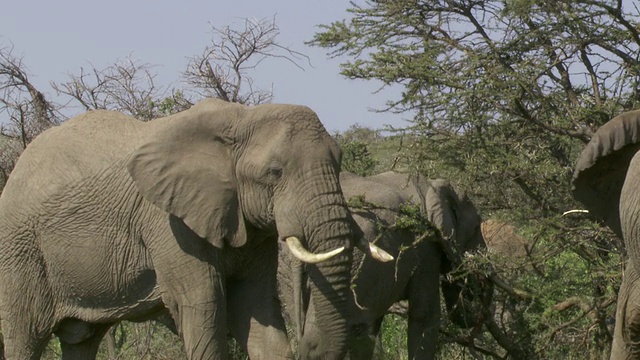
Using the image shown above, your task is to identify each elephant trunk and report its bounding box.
[442,279,483,328]
[302,244,352,359]
[441,253,493,329]
[292,169,355,359]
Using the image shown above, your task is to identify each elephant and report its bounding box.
[0,99,366,360]
[572,109,640,359]
[279,171,490,359]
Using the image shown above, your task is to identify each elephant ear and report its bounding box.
[127,109,247,249]
[423,179,458,242]
[573,110,640,238]
[409,173,430,215]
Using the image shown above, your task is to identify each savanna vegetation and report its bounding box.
[1,0,639,358]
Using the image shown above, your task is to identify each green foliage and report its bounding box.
[340,140,378,176]
[334,125,380,176]
[346,194,368,209]
[346,194,439,241]
[313,0,640,219]
[506,223,617,357]
[151,91,192,116]
[394,202,428,232]
[377,315,408,360]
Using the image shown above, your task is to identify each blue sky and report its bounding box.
[0,0,408,133]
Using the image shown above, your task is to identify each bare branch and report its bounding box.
[0,43,61,185]
[183,16,309,105]
[0,46,57,135]
[52,57,169,121]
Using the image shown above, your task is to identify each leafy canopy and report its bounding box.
[311,0,640,219]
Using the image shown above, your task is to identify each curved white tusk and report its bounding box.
[285,237,345,264]
[369,243,395,262]
[562,209,590,217]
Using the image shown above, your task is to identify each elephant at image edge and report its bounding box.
[0,99,360,360]
[573,109,640,359]
[280,171,490,359]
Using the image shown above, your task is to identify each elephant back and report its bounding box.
[0,110,147,208]
[367,171,421,203]
[573,110,640,237]
[340,172,411,212]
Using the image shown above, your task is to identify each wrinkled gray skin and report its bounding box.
[573,110,640,360]
[280,171,489,359]
[0,99,355,360]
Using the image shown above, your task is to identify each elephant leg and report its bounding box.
[58,321,111,360]
[147,231,229,359]
[1,321,51,360]
[611,263,640,359]
[406,261,441,360]
[227,281,293,359]
[157,266,228,360]
[0,264,55,359]
[227,244,293,359]
[348,319,381,360]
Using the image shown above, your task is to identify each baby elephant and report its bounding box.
[279,171,491,360]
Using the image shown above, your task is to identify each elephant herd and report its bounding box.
[0,98,637,359]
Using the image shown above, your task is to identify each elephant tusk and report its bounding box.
[285,237,345,264]
[562,209,590,217]
[356,234,394,262]
[368,243,395,262]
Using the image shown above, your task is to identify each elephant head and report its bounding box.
[418,179,492,327]
[372,172,489,327]
[572,110,640,358]
[126,99,357,357]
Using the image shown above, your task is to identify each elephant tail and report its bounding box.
[572,109,640,237]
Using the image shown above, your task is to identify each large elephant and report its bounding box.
[279,171,490,359]
[572,109,640,359]
[0,99,360,360]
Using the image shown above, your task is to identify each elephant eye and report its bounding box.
[265,163,283,182]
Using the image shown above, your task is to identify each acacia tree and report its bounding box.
[312,0,640,358]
